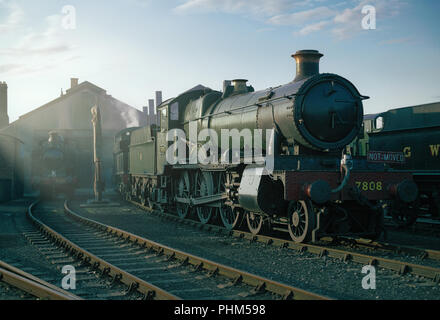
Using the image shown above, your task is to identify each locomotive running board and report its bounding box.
[175,193,227,207]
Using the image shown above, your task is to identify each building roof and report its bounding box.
[16,81,107,122]
[1,80,146,134]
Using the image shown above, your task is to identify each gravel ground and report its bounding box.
[384,228,440,250]
[71,199,440,300]
[0,199,68,300]
[0,199,155,300]
[0,282,36,300]
[0,199,62,278]
[312,239,440,270]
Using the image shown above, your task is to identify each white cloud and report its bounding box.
[296,20,330,35]
[174,0,312,17]
[0,10,77,76]
[174,0,405,40]
[4,14,75,57]
[332,0,404,39]
[268,6,335,26]
[0,1,24,32]
[0,63,21,73]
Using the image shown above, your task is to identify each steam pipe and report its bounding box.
[331,154,352,193]
[331,164,350,194]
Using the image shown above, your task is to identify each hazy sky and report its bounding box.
[1,0,439,122]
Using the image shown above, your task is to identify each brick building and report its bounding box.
[0,78,147,193]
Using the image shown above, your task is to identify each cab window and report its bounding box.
[374,116,384,130]
[161,108,168,131]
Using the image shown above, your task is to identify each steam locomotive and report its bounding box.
[114,50,418,243]
[354,102,440,226]
[32,131,77,199]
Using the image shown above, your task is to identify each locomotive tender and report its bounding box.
[114,50,418,243]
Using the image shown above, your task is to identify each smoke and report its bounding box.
[112,100,142,129]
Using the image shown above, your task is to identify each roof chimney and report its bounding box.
[155,91,162,107]
[149,99,155,125]
[0,82,9,129]
[292,50,323,82]
[70,78,79,89]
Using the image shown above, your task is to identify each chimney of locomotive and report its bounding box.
[292,50,323,82]
[231,79,248,95]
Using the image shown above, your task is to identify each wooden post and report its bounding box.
[91,105,103,202]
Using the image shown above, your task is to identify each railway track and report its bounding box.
[126,199,440,283]
[26,200,329,300]
[0,260,81,300]
[384,216,440,237]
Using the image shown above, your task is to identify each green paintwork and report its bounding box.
[129,127,156,175]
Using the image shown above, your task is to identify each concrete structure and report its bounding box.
[0,79,146,192]
[0,82,9,129]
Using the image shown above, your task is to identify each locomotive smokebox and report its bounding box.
[292,50,323,82]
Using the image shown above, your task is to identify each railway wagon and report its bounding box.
[362,102,440,223]
[115,49,418,243]
[0,134,24,202]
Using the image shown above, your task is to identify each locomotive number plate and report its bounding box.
[355,181,383,191]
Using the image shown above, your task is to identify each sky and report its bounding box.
[0,0,439,122]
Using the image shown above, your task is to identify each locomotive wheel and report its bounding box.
[287,200,316,243]
[140,194,147,206]
[216,172,240,230]
[219,205,241,230]
[118,184,124,197]
[176,172,191,219]
[392,207,418,228]
[388,200,419,228]
[195,172,214,224]
[197,205,212,224]
[140,184,147,206]
[246,212,267,235]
